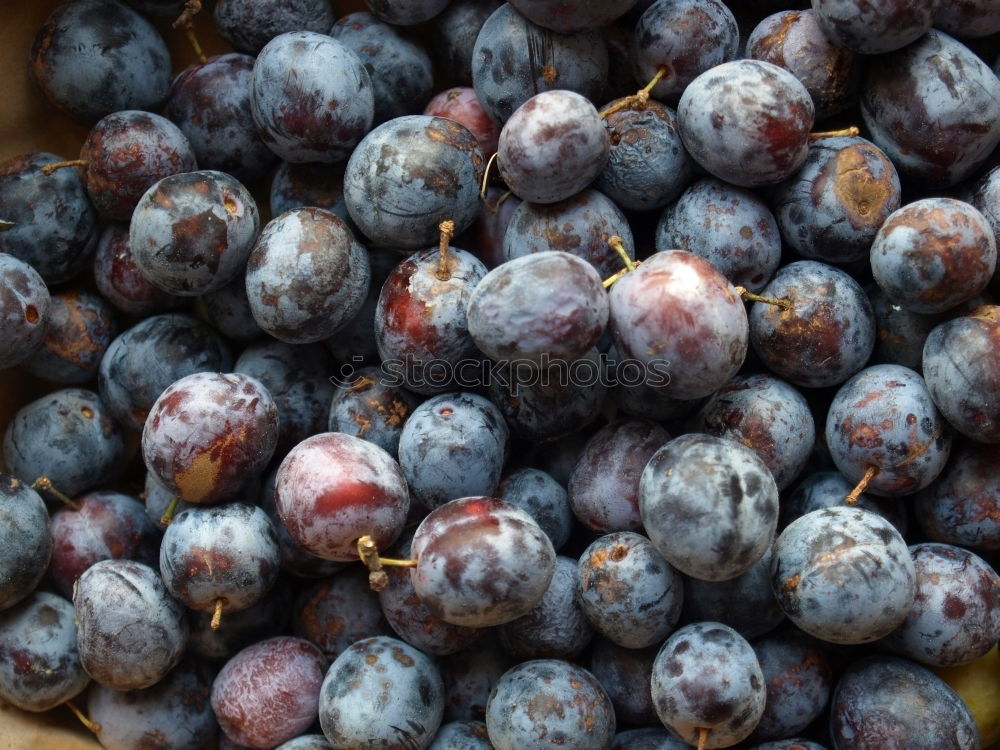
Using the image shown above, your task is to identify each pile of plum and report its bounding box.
[2,0,1000,748]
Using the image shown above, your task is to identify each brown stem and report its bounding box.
[66,701,101,734]
[210,598,224,630]
[846,465,878,505]
[600,66,668,119]
[436,219,455,281]
[160,495,181,526]
[0,220,15,231]
[357,534,416,593]
[809,125,860,141]
[172,0,202,28]
[608,236,636,272]
[479,151,500,201]
[484,188,513,214]
[734,286,792,310]
[31,477,81,510]
[41,159,86,176]
[696,727,710,750]
[602,266,631,288]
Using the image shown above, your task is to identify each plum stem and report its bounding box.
[484,188,513,213]
[0,220,15,231]
[173,1,206,63]
[160,495,181,526]
[210,598,224,630]
[600,66,668,119]
[31,477,81,510]
[809,126,860,141]
[734,286,792,310]
[66,701,101,734]
[697,727,710,750]
[357,534,416,593]
[603,236,641,288]
[41,159,86,176]
[479,151,500,201]
[436,219,455,281]
[846,465,878,505]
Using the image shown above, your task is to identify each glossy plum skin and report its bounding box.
[870,198,996,314]
[486,660,616,750]
[811,0,937,55]
[142,372,279,505]
[92,224,183,316]
[3,388,124,499]
[0,255,50,369]
[318,635,445,749]
[29,0,172,123]
[678,59,814,188]
[577,531,683,648]
[246,207,370,343]
[771,507,916,645]
[49,490,160,599]
[327,367,419,458]
[750,632,833,742]
[829,656,980,749]
[80,110,197,222]
[0,592,89,712]
[656,177,782,293]
[640,433,779,581]
[471,3,608,125]
[861,30,1000,188]
[749,261,875,389]
[212,637,328,749]
[344,115,485,249]
[467,251,608,365]
[275,432,410,561]
[424,87,500,157]
[498,90,609,205]
[650,622,766,748]
[496,468,572,551]
[825,364,952,497]
[922,306,1000,444]
[130,170,260,296]
[214,0,335,55]
[166,53,276,184]
[73,559,188,690]
[0,152,100,284]
[251,31,373,164]
[0,476,51,613]
[410,497,556,627]
[772,136,901,265]
[608,250,748,400]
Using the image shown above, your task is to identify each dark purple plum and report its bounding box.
[201,271,265,343]
[656,177,782,293]
[589,639,660,726]
[577,531,683,648]
[439,637,512,722]
[424,87,501,157]
[0,255,50,370]
[825,364,952,497]
[144,473,194,532]
[435,0,501,86]
[0,592,89,712]
[639,433,779,581]
[269,161,348,221]
[344,115,485,249]
[568,419,670,533]
[329,12,435,125]
[935,0,1000,37]
[458,185,521,270]
[235,340,336,454]
[631,0,739,101]
[509,0,636,31]
[99,313,233,431]
[829,656,980,749]
[782,471,908,536]
[749,740,829,750]
[275,737,333,750]
[29,0,172,122]
[870,198,996,314]
[486,659,615,750]
[497,90,609,205]
[922,306,1000,444]
[322,247,399,364]
[92,224,184,316]
[212,636,327,749]
[650,622,766,748]
[19,289,115,384]
[73,559,188,690]
[812,0,937,54]
[213,0,335,55]
[49,490,160,599]
[771,506,916,644]
[502,189,634,278]
[246,207,370,343]
[0,152,100,284]
[471,4,609,124]
[410,496,556,627]
[750,632,833,742]
[397,392,508,510]
[251,31,373,164]
[0,476,52,612]
[881,542,1000,666]
[166,53,277,184]
[867,284,942,370]
[3,389,124,499]
[79,110,198,222]
[318,635,445,748]
[861,30,1000,188]
[772,136,901,265]
[428,721,492,750]
[691,373,815,491]
[497,467,572,551]
[747,9,860,120]
[364,0,451,25]
[122,0,185,15]
[596,99,694,212]
[327,367,420,458]
[677,59,814,187]
[189,582,293,663]
[749,260,875,389]
[87,657,217,750]
[467,251,608,365]
[142,372,279,505]
[275,432,410,561]
[610,728,689,750]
